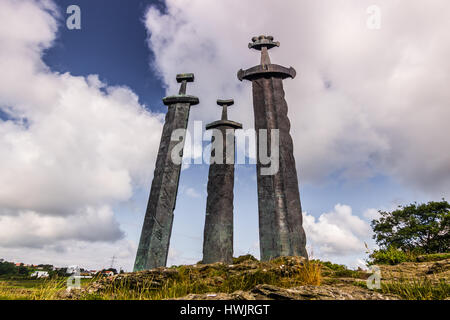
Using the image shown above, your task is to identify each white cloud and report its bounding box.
[0,0,163,258]
[0,207,123,248]
[167,247,198,266]
[303,204,372,258]
[144,0,450,198]
[356,258,368,270]
[363,208,381,221]
[234,240,260,260]
[185,187,201,198]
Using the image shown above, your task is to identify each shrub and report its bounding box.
[368,246,419,265]
[318,261,348,272]
[232,255,259,264]
[317,260,367,278]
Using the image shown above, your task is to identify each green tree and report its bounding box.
[371,200,449,253]
[17,265,29,275]
[0,261,17,275]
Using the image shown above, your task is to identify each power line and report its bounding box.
[110,255,116,269]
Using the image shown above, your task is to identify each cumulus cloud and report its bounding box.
[0,0,163,252]
[167,247,198,266]
[303,204,372,258]
[144,0,450,197]
[185,187,201,198]
[0,207,123,248]
[363,208,381,221]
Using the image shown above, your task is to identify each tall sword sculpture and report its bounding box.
[202,99,242,264]
[238,35,308,261]
[134,74,199,271]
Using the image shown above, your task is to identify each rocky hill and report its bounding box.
[66,254,449,300]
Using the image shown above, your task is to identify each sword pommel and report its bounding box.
[176,73,195,83]
[217,99,234,107]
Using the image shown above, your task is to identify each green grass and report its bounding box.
[416,253,450,262]
[0,277,96,300]
[381,278,449,300]
[353,278,450,300]
[0,279,54,300]
[0,280,34,300]
[368,247,450,265]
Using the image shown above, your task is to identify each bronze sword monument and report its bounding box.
[134,74,199,271]
[202,99,242,264]
[238,35,308,261]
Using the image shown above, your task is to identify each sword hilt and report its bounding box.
[217,99,234,120]
[177,73,195,95]
[248,35,279,65]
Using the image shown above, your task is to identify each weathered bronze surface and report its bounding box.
[134,74,199,271]
[238,35,308,261]
[202,99,242,264]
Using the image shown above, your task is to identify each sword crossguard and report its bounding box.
[206,98,242,130]
[162,73,199,105]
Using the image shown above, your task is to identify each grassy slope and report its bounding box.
[0,278,93,300]
[0,254,448,300]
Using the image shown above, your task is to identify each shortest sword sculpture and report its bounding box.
[134,74,199,271]
[202,99,242,264]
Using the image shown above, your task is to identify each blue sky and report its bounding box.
[43,0,166,113]
[0,0,448,271]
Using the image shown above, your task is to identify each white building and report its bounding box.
[31,271,49,278]
[66,265,80,274]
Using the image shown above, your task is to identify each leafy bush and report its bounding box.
[232,255,259,264]
[317,260,367,278]
[368,246,420,265]
[368,246,450,265]
[0,262,19,276]
[318,261,348,272]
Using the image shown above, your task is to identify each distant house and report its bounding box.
[66,265,80,274]
[15,263,22,267]
[31,271,49,278]
[79,272,93,279]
